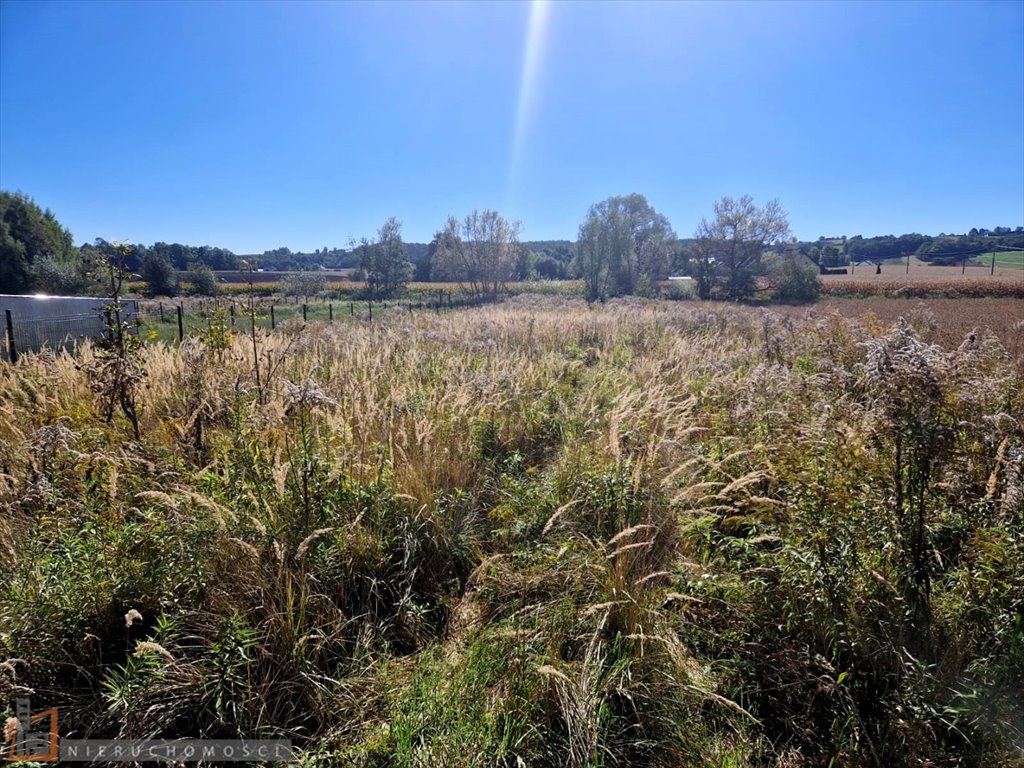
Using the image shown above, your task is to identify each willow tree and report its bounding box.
[357,217,412,299]
[432,210,522,298]
[693,195,790,300]
[574,194,675,302]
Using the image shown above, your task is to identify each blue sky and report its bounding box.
[1,0,1022,253]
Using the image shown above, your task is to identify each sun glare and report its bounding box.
[509,0,550,198]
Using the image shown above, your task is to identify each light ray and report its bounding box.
[508,0,550,199]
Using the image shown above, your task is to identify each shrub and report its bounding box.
[769,256,820,302]
[280,270,327,299]
[139,251,179,297]
[186,262,219,296]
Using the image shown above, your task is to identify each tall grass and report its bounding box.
[1,295,1021,765]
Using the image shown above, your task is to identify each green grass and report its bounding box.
[975,251,1024,270]
[137,299,431,344]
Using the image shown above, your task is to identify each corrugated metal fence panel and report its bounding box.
[0,295,139,357]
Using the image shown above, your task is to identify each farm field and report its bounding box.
[822,261,1023,282]
[212,269,356,284]
[1,296,1021,766]
[976,251,1024,271]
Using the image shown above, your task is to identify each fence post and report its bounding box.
[302,304,307,321]
[368,301,372,321]
[5,309,17,363]
[230,302,236,326]
[350,302,354,316]
[271,305,276,329]
[177,304,184,342]
[159,301,165,322]
[329,303,333,321]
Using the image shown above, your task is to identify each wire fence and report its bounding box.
[3,293,500,360]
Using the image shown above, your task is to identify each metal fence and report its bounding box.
[1,295,138,362]
[3,292,499,360]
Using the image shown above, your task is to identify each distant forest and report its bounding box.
[2,190,1022,296]
[240,229,1024,278]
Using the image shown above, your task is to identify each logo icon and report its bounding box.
[4,698,58,762]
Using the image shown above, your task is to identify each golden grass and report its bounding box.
[1,295,1021,765]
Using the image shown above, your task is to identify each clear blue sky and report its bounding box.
[1,0,1022,253]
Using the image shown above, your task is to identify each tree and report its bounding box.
[767,254,820,302]
[693,195,790,300]
[821,244,843,268]
[140,251,179,297]
[573,194,675,302]
[0,220,30,294]
[281,271,326,300]
[1,191,79,294]
[358,217,413,299]
[30,255,90,294]
[432,210,522,298]
[186,261,219,296]
[534,254,564,279]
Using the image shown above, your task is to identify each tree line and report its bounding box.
[346,194,803,302]
[3,188,1020,299]
[802,229,1024,267]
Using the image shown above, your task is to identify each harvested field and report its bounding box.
[823,260,1022,282]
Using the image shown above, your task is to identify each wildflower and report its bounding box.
[283,373,337,409]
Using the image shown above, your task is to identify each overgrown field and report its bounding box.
[1,297,1022,766]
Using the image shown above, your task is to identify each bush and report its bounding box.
[281,271,327,299]
[661,279,695,300]
[29,255,91,295]
[140,252,179,297]
[770,256,820,302]
[186,262,219,296]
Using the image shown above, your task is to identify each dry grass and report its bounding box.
[0,295,1021,766]
[768,297,1024,359]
